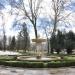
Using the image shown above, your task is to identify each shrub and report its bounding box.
[0,58,75,68]
[0,55,16,61]
[1,61,44,68]
[47,60,75,68]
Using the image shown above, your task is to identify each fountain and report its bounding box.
[17,35,61,61]
[32,35,46,59]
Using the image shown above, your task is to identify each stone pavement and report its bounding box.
[0,66,75,75]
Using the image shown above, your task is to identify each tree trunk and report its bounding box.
[34,19,38,39]
[51,48,54,54]
[47,39,50,54]
[34,26,38,39]
[52,15,57,37]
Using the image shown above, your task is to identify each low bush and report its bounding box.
[0,55,16,61]
[0,60,75,68]
[0,55,75,68]
[47,60,75,68]
[0,61,44,68]
[0,60,73,68]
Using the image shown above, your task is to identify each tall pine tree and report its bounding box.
[10,36,16,50]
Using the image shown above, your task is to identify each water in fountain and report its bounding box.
[17,56,61,61]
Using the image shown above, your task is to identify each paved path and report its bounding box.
[0,66,75,75]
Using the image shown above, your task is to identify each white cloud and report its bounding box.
[0,0,75,39]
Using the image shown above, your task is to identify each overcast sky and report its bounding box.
[0,0,75,39]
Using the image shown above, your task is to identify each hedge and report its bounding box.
[47,60,75,68]
[0,60,75,68]
[0,61,44,68]
[0,55,75,68]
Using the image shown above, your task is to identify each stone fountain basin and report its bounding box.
[17,56,61,61]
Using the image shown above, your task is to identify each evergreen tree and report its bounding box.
[16,34,21,51]
[50,30,65,54]
[17,22,30,52]
[50,35,57,54]
[55,30,64,54]
[0,41,3,50]
[10,36,16,50]
[64,31,75,54]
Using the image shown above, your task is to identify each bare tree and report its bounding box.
[40,19,52,53]
[8,0,43,39]
[3,22,6,51]
[8,36,12,50]
[43,27,51,54]
[0,13,7,51]
[21,0,43,38]
[48,0,73,53]
[50,0,72,36]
